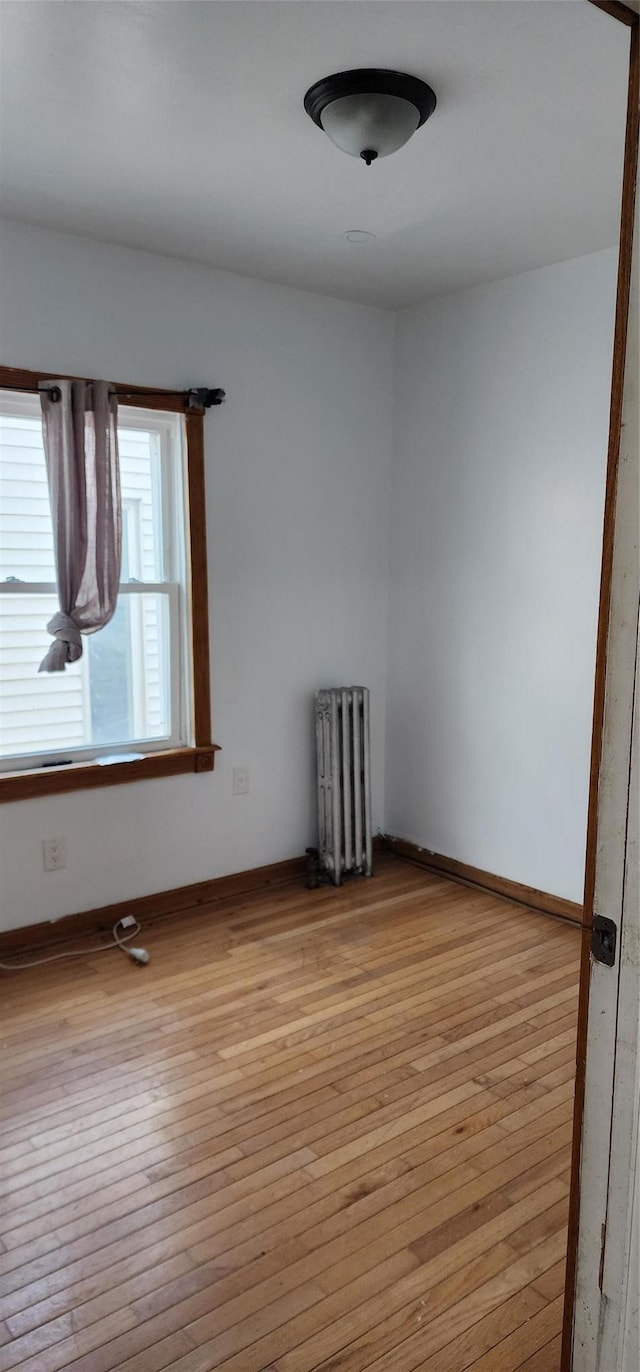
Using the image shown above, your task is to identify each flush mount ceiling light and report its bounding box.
[304,68,436,165]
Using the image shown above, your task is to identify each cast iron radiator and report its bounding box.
[314,686,372,885]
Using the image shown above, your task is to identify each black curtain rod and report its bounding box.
[0,382,226,410]
[120,387,227,410]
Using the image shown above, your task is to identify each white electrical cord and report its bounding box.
[0,918,150,971]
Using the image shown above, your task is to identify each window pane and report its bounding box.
[0,413,56,580]
[88,593,172,747]
[0,592,172,759]
[118,426,164,581]
[0,594,85,753]
[0,411,166,584]
[88,600,134,746]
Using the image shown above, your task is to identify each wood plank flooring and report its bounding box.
[0,855,580,1372]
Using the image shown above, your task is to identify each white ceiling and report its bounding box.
[0,0,630,308]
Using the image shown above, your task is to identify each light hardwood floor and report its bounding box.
[0,855,580,1372]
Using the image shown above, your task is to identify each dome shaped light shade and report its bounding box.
[304,69,436,164]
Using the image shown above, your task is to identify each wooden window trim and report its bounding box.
[0,366,219,802]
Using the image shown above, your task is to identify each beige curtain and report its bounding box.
[39,380,121,673]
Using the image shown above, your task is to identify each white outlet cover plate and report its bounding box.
[42,837,67,872]
[232,767,250,795]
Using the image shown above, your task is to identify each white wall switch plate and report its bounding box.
[42,837,67,872]
[232,766,250,796]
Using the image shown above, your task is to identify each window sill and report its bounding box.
[0,745,221,803]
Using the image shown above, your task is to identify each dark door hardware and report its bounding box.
[592,914,617,967]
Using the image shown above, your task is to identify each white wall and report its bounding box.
[0,225,618,928]
[385,250,618,904]
[0,220,394,929]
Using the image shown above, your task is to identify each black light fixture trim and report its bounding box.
[304,68,437,131]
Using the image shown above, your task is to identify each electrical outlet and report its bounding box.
[232,766,250,796]
[42,837,66,872]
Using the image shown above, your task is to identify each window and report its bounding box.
[0,371,216,800]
